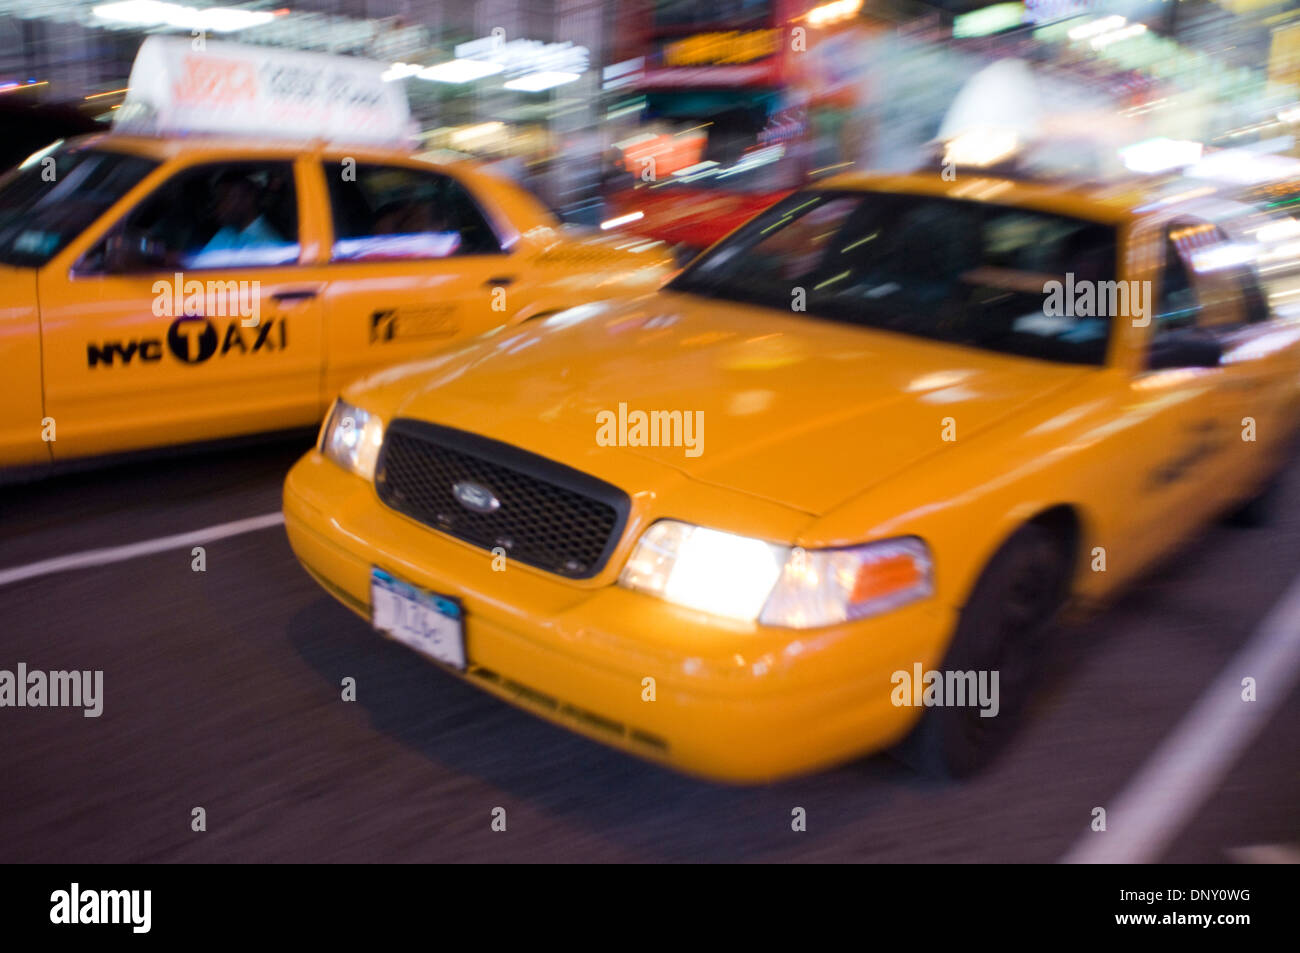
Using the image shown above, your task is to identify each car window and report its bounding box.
[325,163,502,261]
[1152,232,1201,336]
[0,145,158,267]
[82,160,300,273]
[1226,262,1270,324]
[1193,226,1270,325]
[670,189,1119,366]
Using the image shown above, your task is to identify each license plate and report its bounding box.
[370,568,466,671]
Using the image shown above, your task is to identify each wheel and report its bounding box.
[892,523,1071,779]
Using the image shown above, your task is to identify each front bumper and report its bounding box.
[283,450,957,783]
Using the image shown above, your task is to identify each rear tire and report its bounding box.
[1225,474,1279,528]
[892,523,1071,779]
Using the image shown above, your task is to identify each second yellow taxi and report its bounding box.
[0,38,671,478]
[284,164,1300,783]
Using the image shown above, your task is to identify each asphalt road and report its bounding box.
[1,436,1297,863]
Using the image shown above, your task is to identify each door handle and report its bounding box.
[270,289,319,302]
[485,276,515,287]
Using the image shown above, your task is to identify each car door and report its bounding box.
[0,264,44,469]
[1184,225,1300,501]
[1117,219,1237,567]
[36,156,325,461]
[0,142,162,469]
[314,158,520,398]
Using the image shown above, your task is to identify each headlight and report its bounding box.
[618,520,932,628]
[760,537,933,628]
[619,521,787,623]
[320,398,384,480]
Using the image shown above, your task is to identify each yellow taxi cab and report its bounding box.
[283,167,1300,783]
[0,38,672,478]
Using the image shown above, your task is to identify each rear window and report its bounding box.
[324,162,502,261]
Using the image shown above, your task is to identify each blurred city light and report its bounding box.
[805,0,863,30]
[92,1,278,33]
[1119,137,1204,174]
[503,70,582,92]
[417,59,504,84]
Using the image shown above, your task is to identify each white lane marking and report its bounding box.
[1226,843,1300,864]
[0,513,285,589]
[1063,570,1300,863]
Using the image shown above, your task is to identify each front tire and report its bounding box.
[893,523,1071,779]
[1225,473,1279,528]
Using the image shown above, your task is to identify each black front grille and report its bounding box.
[375,420,630,579]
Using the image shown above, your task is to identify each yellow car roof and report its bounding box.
[816,171,1153,227]
[68,132,423,165]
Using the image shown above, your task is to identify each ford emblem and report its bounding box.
[452,480,500,514]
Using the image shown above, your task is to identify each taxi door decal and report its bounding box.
[86,315,286,368]
[369,305,459,344]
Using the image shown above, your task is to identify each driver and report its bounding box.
[200,170,283,253]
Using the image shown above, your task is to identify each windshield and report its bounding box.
[669,190,1119,365]
[0,144,159,267]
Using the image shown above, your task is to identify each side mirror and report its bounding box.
[1147,330,1222,371]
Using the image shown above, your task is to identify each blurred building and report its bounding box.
[0,1,1298,218]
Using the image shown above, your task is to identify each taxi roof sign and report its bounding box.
[114,36,415,149]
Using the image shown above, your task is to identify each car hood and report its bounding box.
[527,224,673,269]
[381,293,1092,516]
